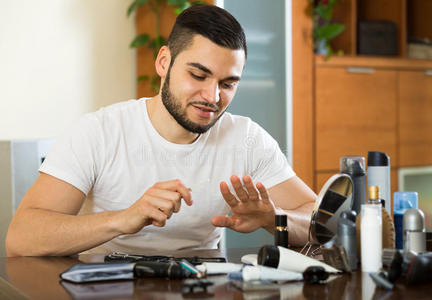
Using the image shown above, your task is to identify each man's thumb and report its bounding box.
[211,216,234,229]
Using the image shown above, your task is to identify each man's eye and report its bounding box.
[190,73,206,81]
[221,82,236,89]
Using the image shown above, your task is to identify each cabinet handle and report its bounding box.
[346,67,375,74]
[425,70,432,76]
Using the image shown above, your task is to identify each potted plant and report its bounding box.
[127,0,203,92]
[309,0,345,58]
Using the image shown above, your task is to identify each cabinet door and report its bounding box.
[398,70,432,166]
[315,67,398,172]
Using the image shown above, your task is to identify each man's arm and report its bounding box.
[267,176,316,246]
[6,173,192,257]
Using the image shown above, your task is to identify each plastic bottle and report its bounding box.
[337,210,358,271]
[367,151,391,215]
[356,186,395,261]
[361,204,382,272]
[340,156,366,214]
[403,208,426,253]
[368,186,395,249]
[394,192,418,249]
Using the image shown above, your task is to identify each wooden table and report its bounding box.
[0,248,431,299]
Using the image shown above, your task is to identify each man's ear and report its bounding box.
[155,46,171,78]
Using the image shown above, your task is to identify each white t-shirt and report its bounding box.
[39,98,295,253]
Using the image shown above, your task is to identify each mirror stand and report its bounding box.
[300,174,353,257]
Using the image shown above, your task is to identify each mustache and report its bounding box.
[189,101,219,112]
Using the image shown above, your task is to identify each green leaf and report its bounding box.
[148,36,167,50]
[174,7,183,15]
[180,2,192,10]
[167,0,188,6]
[173,2,191,14]
[157,36,167,47]
[315,3,333,20]
[130,34,150,48]
[137,75,149,83]
[316,23,345,41]
[127,0,149,17]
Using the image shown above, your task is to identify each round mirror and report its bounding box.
[302,174,353,254]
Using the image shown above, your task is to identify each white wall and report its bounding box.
[0,0,136,139]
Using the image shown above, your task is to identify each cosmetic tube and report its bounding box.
[228,265,302,282]
[258,245,340,273]
[195,262,243,275]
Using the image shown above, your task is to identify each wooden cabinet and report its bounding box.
[313,56,432,194]
[315,67,397,173]
[291,1,432,197]
[332,0,432,58]
[398,70,432,166]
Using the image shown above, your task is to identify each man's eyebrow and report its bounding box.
[223,75,241,82]
[187,62,241,82]
[187,62,212,75]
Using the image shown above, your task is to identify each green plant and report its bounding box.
[127,0,203,92]
[309,0,345,58]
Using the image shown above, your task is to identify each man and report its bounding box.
[6,4,316,256]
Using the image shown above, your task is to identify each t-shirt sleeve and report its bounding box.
[39,114,104,195]
[248,123,295,189]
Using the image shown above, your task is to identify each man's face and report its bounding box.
[161,35,245,134]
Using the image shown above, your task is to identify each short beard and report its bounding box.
[161,66,226,134]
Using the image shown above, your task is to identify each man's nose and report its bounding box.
[201,81,220,104]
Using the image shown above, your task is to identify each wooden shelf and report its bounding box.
[330,0,432,59]
[315,55,432,70]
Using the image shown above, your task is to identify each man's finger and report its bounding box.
[256,182,270,203]
[148,207,168,227]
[243,175,259,201]
[147,188,182,212]
[211,216,235,229]
[145,196,176,219]
[220,181,239,207]
[154,179,193,206]
[230,175,249,201]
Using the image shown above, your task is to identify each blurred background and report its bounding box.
[1,0,431,254]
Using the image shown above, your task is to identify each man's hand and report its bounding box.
[116,179,193,235]
[211,175,276,233]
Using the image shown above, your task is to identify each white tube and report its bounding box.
[275,246,340,273]
[196,262,243,275]
[242,265,302,282]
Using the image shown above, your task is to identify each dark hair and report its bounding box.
[167,4,247,63]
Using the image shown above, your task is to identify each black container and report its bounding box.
[358,20,398,56]
[275,215,289,248]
